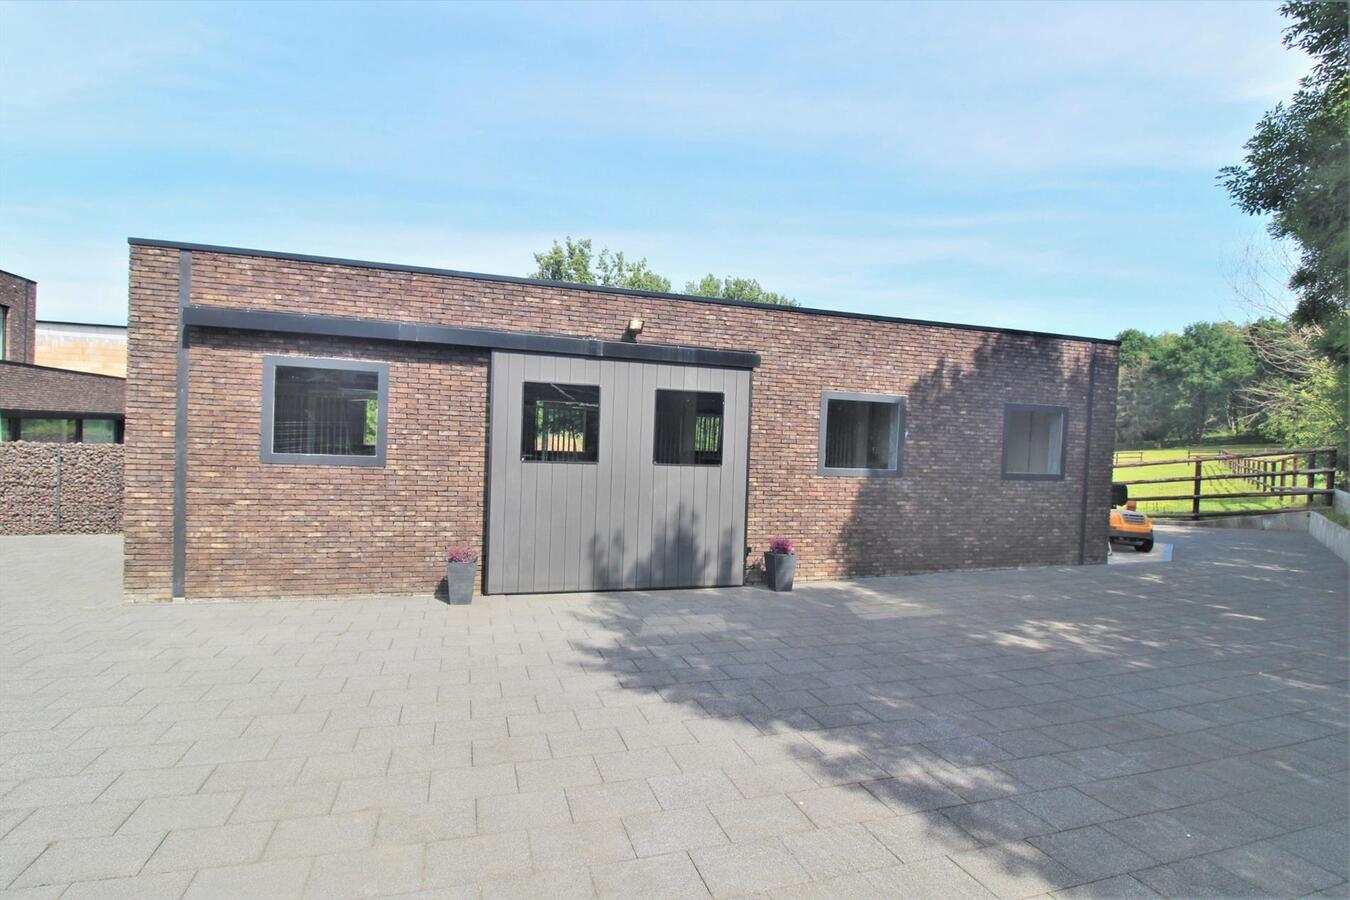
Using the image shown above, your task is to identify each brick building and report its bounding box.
[0,270,125,443]
[36,320,128,378]
[125,238,1118,602]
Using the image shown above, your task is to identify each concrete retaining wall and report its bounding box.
[1310,509,1350,564]
[0,443,123,534]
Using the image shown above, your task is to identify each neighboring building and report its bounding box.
[0,271,126,443]
[125,238,1118,602]
[36,320,128,377]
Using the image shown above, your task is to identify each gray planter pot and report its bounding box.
[763,552,795,592]
[445,561,477,605]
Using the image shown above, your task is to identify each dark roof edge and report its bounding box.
[37,319,128,330]
[130,237,1121,346]
[182,305,761,370]
[0,359,126,381]
[0,268,37,284]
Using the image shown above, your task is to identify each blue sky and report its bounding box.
[0,1,1307,337]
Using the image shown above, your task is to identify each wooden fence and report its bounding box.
[1113,446,1338,519]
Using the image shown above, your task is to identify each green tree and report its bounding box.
[1115,328,1165,443]
[683,274,798,307]
[1220,2,1349,328]
[1153,322,1256,440]
[531,237,672,292]
[529,239,796,304]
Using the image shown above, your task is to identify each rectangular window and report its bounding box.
[1002,404,1066,479]
[818,392,904,476]
[18,418,78,443]
[82,419,118,444]
[261,357,388,466]
[521,382,600,463]
[654,389,723,465]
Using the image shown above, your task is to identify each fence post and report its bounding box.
[1306,451,1316,506]
[53,447,62,533]
[1327,448,1338,505]
[1192,460,1202,519]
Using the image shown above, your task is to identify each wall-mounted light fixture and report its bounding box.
[624,317,645,341]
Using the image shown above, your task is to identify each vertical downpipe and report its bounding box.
[172,251,191,599]
[1077,347,1098,565]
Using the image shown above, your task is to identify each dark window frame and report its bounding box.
[653,388,725,467]
[520,381,601,465]
[817,390,906,478]
[260,355,389,467]
[1001,402,1068,481]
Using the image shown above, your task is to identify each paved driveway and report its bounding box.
[0,527,1345,899]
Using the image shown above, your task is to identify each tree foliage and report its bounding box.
[1115,322,1255,444]
[531,237,672,292]
[530,238,796,305]
[1219,1,1349,327]
[683,274,797,306]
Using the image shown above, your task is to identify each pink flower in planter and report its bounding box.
[447,546,479,564]
[768,537,795,555]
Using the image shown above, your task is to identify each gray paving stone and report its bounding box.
[709,795,815,842]
[567,779,661,822]
[0,841,48,888]
[303,845,424,899]
[1132,857,1266,898]
[144,821,273,872]
[624,805,729,857]
[331,772,429,812]
[1207,840,1342,896]
[13,832,165,887]
[647,769,742,809]
[780,822,899,878]
[692,837,811,897]
[231,782,338,823]
[1013,787,1122,831]
[479,867,596,900]
[375,799,476,845]
[424,831,532,887]
[477,788,572,833]
[1051,874,1158,898]
[1,800,137,844]
[265,811,377,859]
[61,871,195,900]
[944,796,1057,844]
[1030,825,1159,882]
[952,840,1082,898]
[788,785,894,828]
[182,858,312,900]
[865,812,983,862]
[515,754,601,791]
[529,818,634,870]
[117,792,240,834]
[0,774,116,810]
[591,851,711,898]
[429,762,518,801]
[864,857,997,899]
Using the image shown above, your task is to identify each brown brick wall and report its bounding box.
[0,442,123,534]
[126,244,1118,601]
[0,361,125,416]
[0,271,37,365]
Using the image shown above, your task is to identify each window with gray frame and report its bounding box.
[261,357,388,466]
[818,391,905,476]
[654,389,723,465]
[521,382,600,463]
[1002,403,1067,479]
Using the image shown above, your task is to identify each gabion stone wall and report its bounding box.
[0,443,123,535]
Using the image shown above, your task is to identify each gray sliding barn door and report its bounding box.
[485,351,750,594]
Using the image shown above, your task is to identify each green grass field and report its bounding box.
[1112,445,1315,517]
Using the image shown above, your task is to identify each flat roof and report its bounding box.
[130,237,1120,346]
[0,268,36,284]
[37,319,128,331]
[0,359,126,381]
